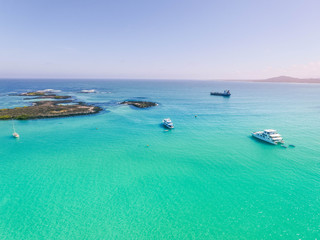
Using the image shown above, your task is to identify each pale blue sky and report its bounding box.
[1,0,320,79]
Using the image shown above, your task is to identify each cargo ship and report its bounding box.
[210,90,231,96]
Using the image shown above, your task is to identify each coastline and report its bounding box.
[243,80,320,84]
[223,76,320,84]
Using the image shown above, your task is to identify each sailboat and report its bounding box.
[12,120,20,138]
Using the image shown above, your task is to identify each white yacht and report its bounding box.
[252,129,284,145]
[163,118,174,129]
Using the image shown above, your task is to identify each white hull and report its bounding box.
[252,133,277,145]
[163,123,174,129]
[163,118,174,129]
[13,132,19,138]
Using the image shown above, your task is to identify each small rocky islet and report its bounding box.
[0,91,102,120]
[120,100,158,108]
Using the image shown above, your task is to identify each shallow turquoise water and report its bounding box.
[0,80,319,239]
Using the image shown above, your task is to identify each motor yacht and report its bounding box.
[163,118,174,129]
[252,129,284,145]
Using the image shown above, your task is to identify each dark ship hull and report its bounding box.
[210,92,231,97]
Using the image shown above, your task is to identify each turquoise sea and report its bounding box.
[0,79,319,239]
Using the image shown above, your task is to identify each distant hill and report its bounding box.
[259,76,320,83]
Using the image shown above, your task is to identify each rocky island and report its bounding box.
[0,91,102,120]
[120,100,158,108]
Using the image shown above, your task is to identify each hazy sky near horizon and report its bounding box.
[1,0,320,80]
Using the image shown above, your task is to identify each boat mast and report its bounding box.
[12,119,16,133]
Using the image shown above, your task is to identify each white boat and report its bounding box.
[252,129,283,145]
[12,120,20,138]
[163,118,174,129]
[13,132,20,138]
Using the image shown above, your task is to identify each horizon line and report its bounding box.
[0,75,319,81]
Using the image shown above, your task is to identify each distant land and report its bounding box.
[249,76,320,84]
